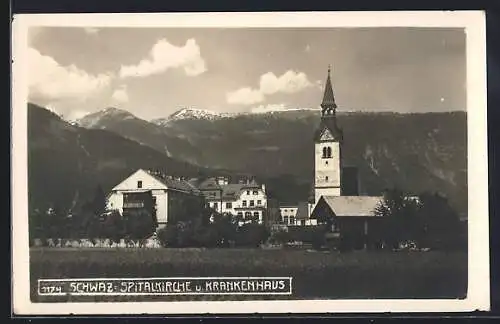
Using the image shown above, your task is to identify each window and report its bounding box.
[284,216,289,224]
[237,212,243,218]
[137,181,143,188]
[246,190,250,195]
[245,211,252,219]
[253,190,258,195]
[323,146,332,158]
[242,200,247,207]
[253,212,259,219]
[213,202,218,210]
[325,176,329,182]
[257,200,262,205]
[226,202,232,209]
[249,200,255,207]
[325,161,329,165]
[290,217,295,225]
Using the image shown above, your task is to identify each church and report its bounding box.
[306,66,384,249]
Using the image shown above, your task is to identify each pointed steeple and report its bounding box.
[321,65,337,116]
[314,64,343,143]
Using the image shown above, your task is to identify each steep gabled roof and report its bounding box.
[311,196,383,219]
[295,201,310,220]
[147,171,200,194]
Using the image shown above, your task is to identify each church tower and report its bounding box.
[313,65,343,204]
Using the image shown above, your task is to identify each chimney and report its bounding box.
[262,183,266,192]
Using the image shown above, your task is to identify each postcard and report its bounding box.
[11,10,489,315]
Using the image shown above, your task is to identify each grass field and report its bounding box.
[30,248,467,302]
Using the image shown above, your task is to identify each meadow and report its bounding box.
[30,248,467,302]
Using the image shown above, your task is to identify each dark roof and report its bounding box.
[220,183,262,201]
[321,67,337,109]
[314,66,343,142]
[198,178,222,190]
[147,171,200,194]
[295,201,310,220]
[221,184,247,201]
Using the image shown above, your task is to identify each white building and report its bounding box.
[106,169,203,229]
[198,177,268,224]
[279,202,317,226]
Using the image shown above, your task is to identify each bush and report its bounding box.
[234,223,270,248]
[193,224,220,248]
[123,209,157,240]
[157,225,178,247]
[270,230,291,245]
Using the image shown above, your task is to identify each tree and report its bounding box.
[211,212,238,246]
[42,204,69,239]
[416,191,463,250]
[157,225,179,247]
[101,210,125,243]
[91,185,107,215]
[374,188,420,248]
[29,208,44,242]
[123,209,157,240]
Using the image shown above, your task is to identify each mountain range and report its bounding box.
[28,103,468,215]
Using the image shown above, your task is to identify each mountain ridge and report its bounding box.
[70,104,467,214]
[32,104,467,212]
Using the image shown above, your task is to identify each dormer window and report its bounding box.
[137,181,143,188]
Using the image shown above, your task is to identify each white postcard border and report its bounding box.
[11,10,489,315]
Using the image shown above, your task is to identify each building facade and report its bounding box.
[198,177,268,224]
[106,169,204,229]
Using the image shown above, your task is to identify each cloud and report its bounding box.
[259,71,314,95]
[84,27,100,35]
[226,87,265,105]
[111,85,129,103]
[119,38,206,78]
[28,47,112,101]
[226,70,315,105]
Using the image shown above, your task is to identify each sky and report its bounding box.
[27,27,466,121]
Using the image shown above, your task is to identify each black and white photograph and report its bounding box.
[11,11,489,315]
